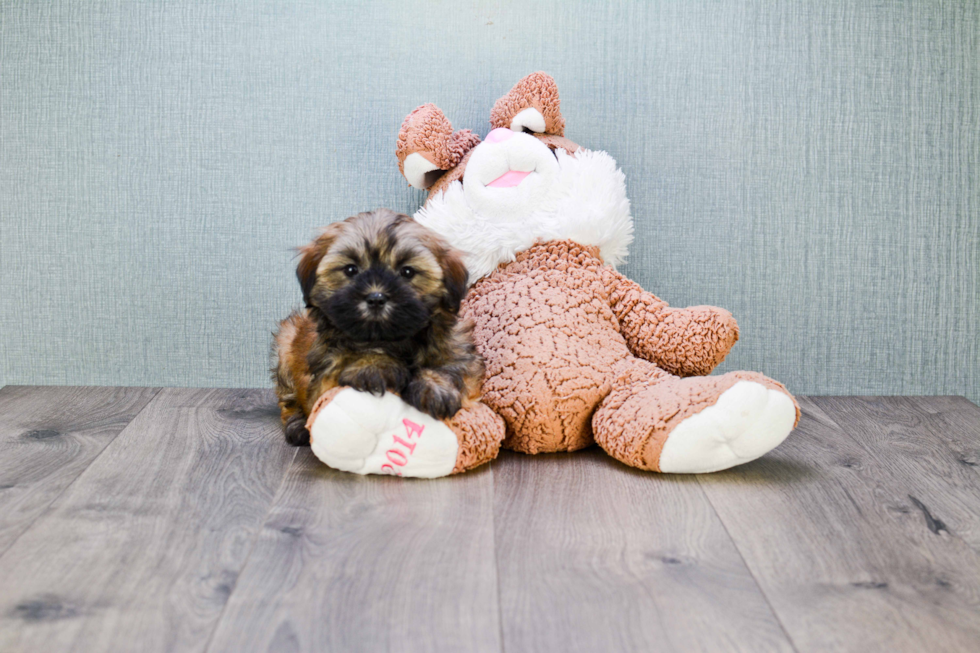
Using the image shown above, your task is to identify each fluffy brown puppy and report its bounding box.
[272,209,483,446]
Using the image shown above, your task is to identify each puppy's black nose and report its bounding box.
[366,292,388,308]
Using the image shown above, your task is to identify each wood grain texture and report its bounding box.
[811,396,980,553]
[699,397,980,652]
[3,389,980,652]
[905,395,980,474]
[492,449,793,653]
[0,388,295,653]
[0,385,159,556]
[205,450,501,653]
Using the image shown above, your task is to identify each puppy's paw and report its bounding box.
[338,365,411,397]
[403,371,463,420]
[283,415,311,447]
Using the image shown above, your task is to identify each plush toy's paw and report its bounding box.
[307,388,459,478]
[658,381,796,473]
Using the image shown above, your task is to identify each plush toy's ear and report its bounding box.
[296,221,347,306]
[396,103,481,190]
[489,72,565,137]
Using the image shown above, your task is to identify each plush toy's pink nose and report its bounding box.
[485,127,515,143]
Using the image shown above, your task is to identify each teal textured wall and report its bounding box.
[1,1,978,400]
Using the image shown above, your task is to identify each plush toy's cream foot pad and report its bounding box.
[308,389,459,478]
[658,381,796,474]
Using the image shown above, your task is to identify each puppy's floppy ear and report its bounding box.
[438,246,469,315]
[296,221,347,306]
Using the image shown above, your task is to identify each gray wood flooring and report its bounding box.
[1,386,979,652]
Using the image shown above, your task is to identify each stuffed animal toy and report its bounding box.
[306,72,799,478]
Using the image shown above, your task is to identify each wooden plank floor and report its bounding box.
[1,387,979,652]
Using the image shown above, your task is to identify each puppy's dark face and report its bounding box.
[297,209,468,343]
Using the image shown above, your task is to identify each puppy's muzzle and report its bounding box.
[366,292,388,309]
[360,286,394,321]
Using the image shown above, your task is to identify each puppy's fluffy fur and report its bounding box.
[272,209,483,446]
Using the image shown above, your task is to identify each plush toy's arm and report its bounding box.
[603,267,739,377]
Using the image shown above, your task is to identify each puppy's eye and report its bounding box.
[343,264,359,278]
[399,266,416,279]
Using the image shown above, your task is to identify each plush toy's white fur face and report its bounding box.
[462,129,560,222]
[415,130,635,283]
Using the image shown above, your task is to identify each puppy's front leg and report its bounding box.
[403,369,464,420]
[336,355,411,397]
[282,413,311,447]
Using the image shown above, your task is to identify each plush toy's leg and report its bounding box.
[304,388,504,478]
[592,359,799,473]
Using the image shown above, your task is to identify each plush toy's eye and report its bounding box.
[510,107,546,134]
[343,264,359,278]
[400,266,416,279]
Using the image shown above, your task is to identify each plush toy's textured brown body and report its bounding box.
[464,239,794,471]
